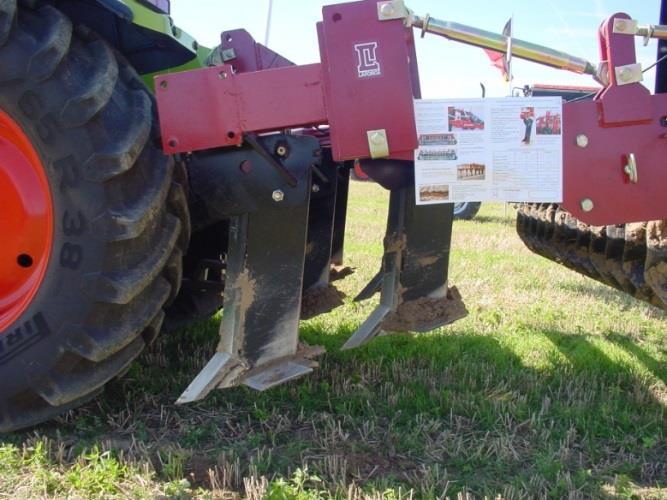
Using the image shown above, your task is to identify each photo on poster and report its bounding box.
[457,163,486,181]
[519,107,535,145]
[417,148,458,161]
[447,106,485,132]
[419,184,450,203]
[419,133,458,146]
[536,110,562,135]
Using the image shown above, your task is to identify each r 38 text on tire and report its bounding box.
[19,91,86,271]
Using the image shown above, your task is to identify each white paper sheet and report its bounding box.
[413,97,563,205]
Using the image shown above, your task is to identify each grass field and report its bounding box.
[1,182,665,499]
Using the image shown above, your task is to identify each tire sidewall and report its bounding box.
[0,76,107,394]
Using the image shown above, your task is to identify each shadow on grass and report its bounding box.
[606,332,667,384]
[557,279,667,313]
[542,329,665,479]
[2,316,665,497]
[464,214,515,226]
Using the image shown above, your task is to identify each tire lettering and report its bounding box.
[0,313,51,365]
[60,243,83,270]
[53,156,81,191]
[63,211,86,237]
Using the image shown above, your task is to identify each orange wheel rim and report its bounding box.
[0,108,53,331]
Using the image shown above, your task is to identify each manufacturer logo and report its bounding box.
[354,42,381,78]
[0,313,51,365]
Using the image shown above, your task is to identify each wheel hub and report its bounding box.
[0,109,53,332]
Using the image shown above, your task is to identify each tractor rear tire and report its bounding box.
[453,202,481,220]
[0,2,188,432]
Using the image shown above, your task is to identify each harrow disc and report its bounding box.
[517,203,667,310]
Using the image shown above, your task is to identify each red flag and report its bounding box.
[483,18,512,81]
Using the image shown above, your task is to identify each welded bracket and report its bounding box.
[367,129,390,159]
[377,0,410,21]
[612,18,638,35]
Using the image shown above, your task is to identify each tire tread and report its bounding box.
[0,2,189,432]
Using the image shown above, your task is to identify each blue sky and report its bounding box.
[171,0,662,98]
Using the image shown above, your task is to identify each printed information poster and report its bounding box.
[413,97,563,205]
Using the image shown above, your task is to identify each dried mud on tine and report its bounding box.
[516,204,667,312]
[381,287,468,333]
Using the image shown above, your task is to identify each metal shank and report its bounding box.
[412,15,596,76]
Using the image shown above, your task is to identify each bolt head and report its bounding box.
[619,68,632,82]
[575,134,589,148]
[580,198,594,212]
[380,2,395,17]
[312,184,320,193]
[616,20,627,31]
[276,145,288,157]
[371,132,385,145]
[272,189,285,202]
[239,160,252,174]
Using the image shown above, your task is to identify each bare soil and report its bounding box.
[301,285,345,320]
[382,287,468,332]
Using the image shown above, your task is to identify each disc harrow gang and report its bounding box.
[517,204,667,310]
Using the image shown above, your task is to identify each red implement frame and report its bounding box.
[219,29,294,73]
[156,0,417,161]
[157,63,326,152]
[562,13,667,225]
[156,2,667,226]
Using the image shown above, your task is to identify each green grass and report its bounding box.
[1,182,665,499]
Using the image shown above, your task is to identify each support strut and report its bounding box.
[301,151,347,319]
[331,164,351,268]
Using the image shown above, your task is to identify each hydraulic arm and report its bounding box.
[410,14,596,76]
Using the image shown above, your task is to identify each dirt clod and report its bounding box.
[381,286,468,333]
[329,264,354,282]
[301,285,345,320]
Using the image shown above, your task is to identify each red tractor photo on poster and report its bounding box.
[448,107,485,131]
[536,111,562,135]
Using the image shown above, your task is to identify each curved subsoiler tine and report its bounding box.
[344,186,468,350]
